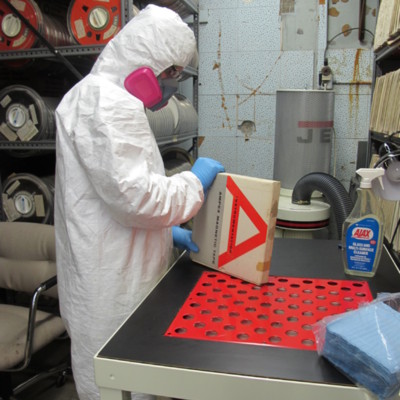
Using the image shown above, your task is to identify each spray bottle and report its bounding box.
[342,168,385,277]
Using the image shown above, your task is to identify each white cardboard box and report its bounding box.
[191,173,280,285]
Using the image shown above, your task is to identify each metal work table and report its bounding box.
[94,238,400,400]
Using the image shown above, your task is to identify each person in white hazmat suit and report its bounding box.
[54,5,224,400]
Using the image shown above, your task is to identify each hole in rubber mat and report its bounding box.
[165,272,373,351]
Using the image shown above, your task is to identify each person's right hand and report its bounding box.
[191,157,225,193]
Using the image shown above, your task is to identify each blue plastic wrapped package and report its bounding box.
[313,293,400,399]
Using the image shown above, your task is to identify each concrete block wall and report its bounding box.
[197,0,378,191]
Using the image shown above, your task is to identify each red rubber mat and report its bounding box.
[165,272,373,350]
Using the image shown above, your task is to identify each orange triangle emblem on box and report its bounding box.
[218,176,268,267]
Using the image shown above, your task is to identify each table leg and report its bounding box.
[99,387,131,400]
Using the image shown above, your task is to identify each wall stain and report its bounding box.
[235,52,282,141]
[349,48,362,130]
[214,20,231,130]
[342,24,351,36]
[213,18,283,138]
[237,51,283,106]
[328,7,339,17]
[280,0,295,14]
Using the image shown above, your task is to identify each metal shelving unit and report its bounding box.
[156,131,198,147]
[369,39,400,157]
[0,0,199,220]
[369,35,400,268]
[0,45,106,59]
[0,140,56,150]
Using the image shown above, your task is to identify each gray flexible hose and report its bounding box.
[291,172,354,238]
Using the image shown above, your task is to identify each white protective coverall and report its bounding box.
[54,5,203,400]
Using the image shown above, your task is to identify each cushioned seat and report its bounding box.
[0,304,65,370]
[0,221,69,399]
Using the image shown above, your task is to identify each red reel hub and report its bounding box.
[67,0,122,45]
[0,0,74,51]
[0,0,42,50]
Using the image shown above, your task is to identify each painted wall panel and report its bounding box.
[198,0,377,191]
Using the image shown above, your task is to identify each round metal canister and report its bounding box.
[2,173,55,224]
[0,84,58,143]
[67,0,123,45]
[273,90,335,189]
[0,0,74,50]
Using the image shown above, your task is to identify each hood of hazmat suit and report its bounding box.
[54,5,203,400]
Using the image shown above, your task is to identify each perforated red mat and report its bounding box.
[165,272,373,350]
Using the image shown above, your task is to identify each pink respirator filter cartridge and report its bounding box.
[124,67,162,108]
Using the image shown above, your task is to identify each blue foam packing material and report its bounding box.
[322,302,400,399]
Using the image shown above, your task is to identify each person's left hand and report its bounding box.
[172,226,199,253]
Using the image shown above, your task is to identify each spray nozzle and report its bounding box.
[357,168,385,189]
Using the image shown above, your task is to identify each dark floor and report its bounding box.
[2,338,79,400]
[16,374,79,400]
[5,339,169,399]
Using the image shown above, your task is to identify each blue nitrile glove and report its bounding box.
[191,157,225,193]
[172,226,199,253]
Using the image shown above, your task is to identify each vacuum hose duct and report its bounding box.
[291,172,354,238]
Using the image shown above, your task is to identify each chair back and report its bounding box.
[0,222,58,298]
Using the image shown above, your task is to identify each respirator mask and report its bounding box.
[152,78,178,111]
[124,67,178,111]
